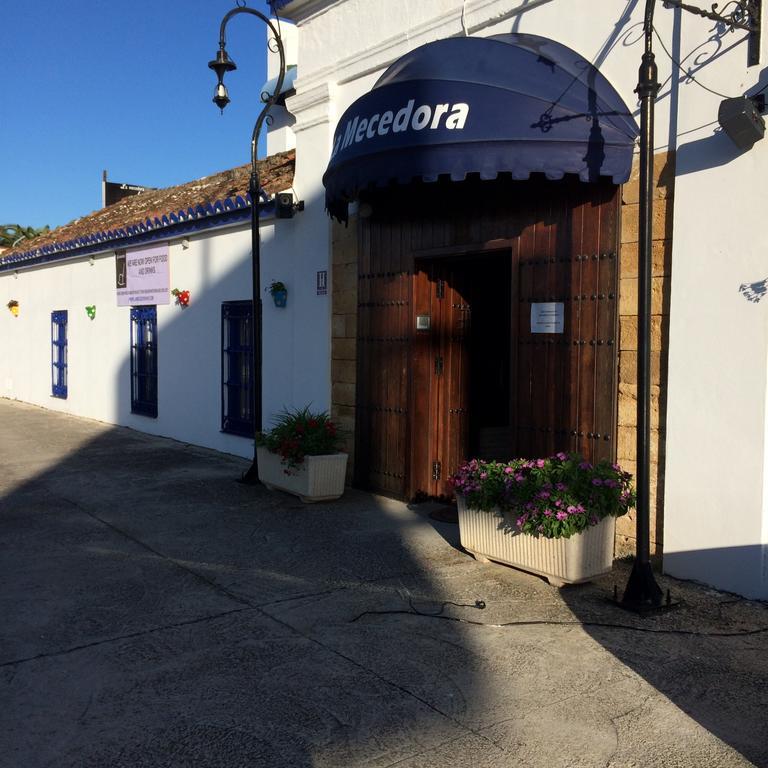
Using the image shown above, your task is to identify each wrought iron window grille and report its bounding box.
[130,306,158,418]
[51,310,68,399]
[221,301,255,438]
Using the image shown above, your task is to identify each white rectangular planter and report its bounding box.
[257,446,348,503]
[457,495,615,586]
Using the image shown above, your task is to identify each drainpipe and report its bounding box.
[622,0,664,609]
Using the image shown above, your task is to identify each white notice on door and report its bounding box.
[531,302,564,333]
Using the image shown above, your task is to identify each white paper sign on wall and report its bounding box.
[117,243,170,306]
[531,302,564,334]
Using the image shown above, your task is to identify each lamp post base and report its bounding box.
[238,461,261,485]
[612,560,680,615]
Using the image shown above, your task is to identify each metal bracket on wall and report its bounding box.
[663,0,762,65]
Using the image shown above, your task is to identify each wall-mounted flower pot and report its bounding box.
[272,289,287,308]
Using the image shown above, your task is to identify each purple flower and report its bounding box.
[556,483,567,491]
[538,491,551,499]
[536,459,546,468]
[579,461,592,470]
[555,452,567,461]
[556,511,568,521]
[515,474,525,483]
[543,509,553,517]
[590,515,599,525]
[592,478,603,486]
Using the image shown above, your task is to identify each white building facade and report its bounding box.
[2,0,767,599]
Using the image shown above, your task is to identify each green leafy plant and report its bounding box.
[266,280,286,295]
[258,406,344,472]
[450,453,635,539]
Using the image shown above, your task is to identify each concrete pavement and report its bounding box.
[1,398,767,767]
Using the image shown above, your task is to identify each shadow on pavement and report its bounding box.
[2,401,768,767]
[559,559,768,768]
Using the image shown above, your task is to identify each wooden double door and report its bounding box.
[354,177,620,501]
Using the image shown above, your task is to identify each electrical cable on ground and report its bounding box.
[350,600,768,637]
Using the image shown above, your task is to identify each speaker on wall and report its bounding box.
[718,96,765,151]
[275,192,295,219]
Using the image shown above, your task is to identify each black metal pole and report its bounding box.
[241,167,264,484]
[622,0,664,608]
[211,6,285,485]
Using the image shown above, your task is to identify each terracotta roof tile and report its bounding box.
[3,150,295,261]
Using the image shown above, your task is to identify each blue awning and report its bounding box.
[323,33,639,222]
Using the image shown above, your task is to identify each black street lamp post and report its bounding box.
[209,5,286,484]
[621,0,761,611]
[620,0,665,610]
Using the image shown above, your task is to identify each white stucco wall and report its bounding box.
[0,213,330,458]
[662,15,768,599]
[265,21,298,156]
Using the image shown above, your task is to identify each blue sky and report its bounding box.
[1,0,280,229]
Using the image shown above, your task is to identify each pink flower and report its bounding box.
[555,452,567,461]
[556,511,568,520]
[536,459,546,468]
[504,467,514,475]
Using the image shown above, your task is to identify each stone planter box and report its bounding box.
[256,446,348,503]
[456,494,615,586]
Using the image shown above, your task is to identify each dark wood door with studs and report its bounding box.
[354,177,620,501]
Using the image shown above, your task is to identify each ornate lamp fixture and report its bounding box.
[663,1,762,64]
[208,49,237,113]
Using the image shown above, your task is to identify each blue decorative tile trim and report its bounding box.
[0,197,276,273]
